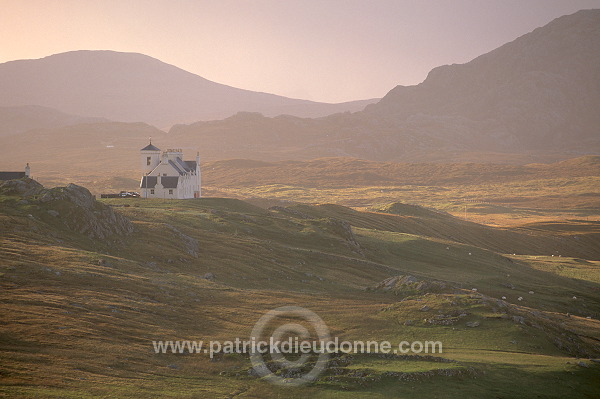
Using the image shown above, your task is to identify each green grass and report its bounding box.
[208,175,600,225]
[1,189,599,398]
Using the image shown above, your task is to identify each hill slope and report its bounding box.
[0,105,108,137]
[0,121,165,187]
[2,11,597,163]
[171,10,600,161]
[365,8,600,150]
[0,50,377,128]
[0,181,599,397]
[203,156,600,188]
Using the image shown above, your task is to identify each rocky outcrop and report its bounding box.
[39,183,134,239]
[0,178,45,196]
[2,179,133,239]
[374,275,451,297]
[166,224,199,257]
[322,218,363,255]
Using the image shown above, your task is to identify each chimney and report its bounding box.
[25,163,30,178]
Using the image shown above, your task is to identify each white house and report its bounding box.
[139,141,201,199]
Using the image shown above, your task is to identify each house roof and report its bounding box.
[140,176,179,189]
[141,143,161,151]
[168,160,186,175]
[175,158,192,172]
[167,158,197,174]
[0,172,26,181]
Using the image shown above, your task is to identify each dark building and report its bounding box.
[0,163,30,181]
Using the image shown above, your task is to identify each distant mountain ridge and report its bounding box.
[364,8,600,150]
[0,10,598,164]
[0,105,108,137]
[0,50,377,128]
[170,9,600,161]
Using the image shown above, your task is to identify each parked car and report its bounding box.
[119,191,140,198]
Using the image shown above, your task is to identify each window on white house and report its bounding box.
[169,189,173,195]
[147,156,151,165]
[150,189,154,194]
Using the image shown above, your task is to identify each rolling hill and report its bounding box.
[0,117,596,226]
[363,8,600,150]
[0,105,108,137]
[203,156,600,188]
[0,50,377,128]
[0,179,599,397]
[2,7,600,399]
[1,11,597,165]
[170,10,600,162]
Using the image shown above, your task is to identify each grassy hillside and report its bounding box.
[202,156,600,227]
[2,152,596,227]
[1,180,599,397]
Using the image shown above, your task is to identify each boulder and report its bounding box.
[375,275,450,297]
[0,178,45,196]
[7,181,133,239]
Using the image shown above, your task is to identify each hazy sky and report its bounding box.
[2,0,599,103]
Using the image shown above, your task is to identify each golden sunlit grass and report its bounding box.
[207,175,600,226]
[1,177,599,397]
[14,155,599,227]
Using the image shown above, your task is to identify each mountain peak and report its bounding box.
[0,50,378,128]
[364,9,600,151]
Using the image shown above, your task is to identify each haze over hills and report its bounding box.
[0,50,377,128]
[0,10,598,171]
[364,8,600,150]
[170,10,600,162]
[204,156,600,189]
[0,105,108,137]
[0,121,163,182]
[2,6,600,398]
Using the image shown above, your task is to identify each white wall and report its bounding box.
[140,151,201,199]
[141,150,161,175]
